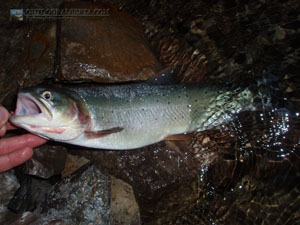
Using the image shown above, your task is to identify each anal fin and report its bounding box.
[163,133,192,141]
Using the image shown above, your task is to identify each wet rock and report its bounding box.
[8,166,141,225]
[18,23,56,87]
[0,23,24,105]
[9,212,40,225]
[8,172,56,214]
[144,179,199,225]
[23,145,68,179]
[0,171,19,224]
[0,21,56,107]
[57,2,159,83]
[70,141,197,198]
[8,174,32,213]
[61,153,90,178]
[10,211,72,225]
[69,141,199,221]
[6,145,66,214]
[0,1,57,107]
[36,163,111,225]
[110,176,141,225]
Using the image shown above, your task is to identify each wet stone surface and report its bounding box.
[36,163,111,225]
[70,141,197,199]
[0,171,20,225]
[10,211,72,225]
[57,2,159,83]
[110,176,141,225]
[0,21,56,108]
[10,212,41,225]
[23,144,68,179]
[69,141,200,222]
[6,162,141,225]
[61,153,90,178]
[7,170,58,214]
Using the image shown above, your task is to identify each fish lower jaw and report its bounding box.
[30,126,83,141]
[12,123,71,138]
[29,125,67,134]
[10,115,52,127]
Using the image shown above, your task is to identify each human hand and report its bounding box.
[0,105,47,173]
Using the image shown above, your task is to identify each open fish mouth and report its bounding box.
[14,93,52,120]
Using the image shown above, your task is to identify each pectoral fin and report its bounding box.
[163,134,192,141]
[85,127,124,139]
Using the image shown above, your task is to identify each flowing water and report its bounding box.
[177,94,300,224]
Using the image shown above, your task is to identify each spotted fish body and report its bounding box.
[10,82,256,150]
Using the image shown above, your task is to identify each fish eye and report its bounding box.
[41,91,53,100]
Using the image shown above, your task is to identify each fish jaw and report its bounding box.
[10,93,52,127]
[16,93,52,119]
[10,92,89,141]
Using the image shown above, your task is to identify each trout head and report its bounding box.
[10,87,90,141]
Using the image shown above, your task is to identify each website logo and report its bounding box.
[10,9,24,21]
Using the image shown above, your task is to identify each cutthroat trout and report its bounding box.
[10,80,261,150]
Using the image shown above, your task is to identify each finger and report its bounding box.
[0,134,47,155]
[0,106,10,136]
[0,105,9,128]
[0,147,33,173]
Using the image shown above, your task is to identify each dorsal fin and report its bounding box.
[147,67,178,85]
